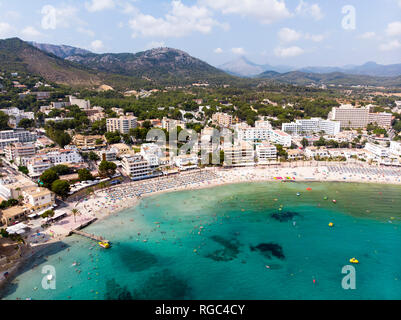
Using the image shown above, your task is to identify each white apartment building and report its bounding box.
[364,142,389,158]
[141,143,163,167]
[236,125,272,142]
[269,130,292,147]
[122,155,153,180]
[256,143,277,164]
[305,147,329,159]
[0,107,35,128]
[27,157,53,177]
[223,142,255,167]
[4,143,36,165]
[45,149,83,165]
[69,96,91,110]
[0,130,37,149]
[282,118,341,136]
[329,105,369,129]
[390,141,401,156]
[106,116,138,134]
[45,117,75,123]
[162,117,185,132]
[212,113,233,127]
[98,148,118,162]
[368,113,393,129]
[22,186,55,212]
[174,154,198,170]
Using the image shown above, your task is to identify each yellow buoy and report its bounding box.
[349,258,359,264]
[328,222,334,227]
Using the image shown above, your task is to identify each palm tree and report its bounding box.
[17,195,24,206]
[71,209,79,223]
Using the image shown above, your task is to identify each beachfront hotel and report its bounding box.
[390,141,401,156]
[223,141,255,167]
[329,104,392,129]
[282,118,341,136]
[121,154,155,180]
[256,143,277,164]
[365,142,390,158]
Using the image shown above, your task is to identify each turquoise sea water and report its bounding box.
[2,182,401,300]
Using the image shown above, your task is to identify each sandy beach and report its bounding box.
[35,163,401,241]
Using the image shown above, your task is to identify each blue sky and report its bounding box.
[0,0,401,68]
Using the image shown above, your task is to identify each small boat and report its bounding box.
[98,241,110,249]
[349,258,359,264]
[332,200,337,204]
[328,222,334,227]
[297,193,301,196]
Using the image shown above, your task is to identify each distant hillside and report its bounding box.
[64,47,232,85]
[257,70,401,87]
[219,57,294,77]
[30,42,92,59]
[299,61,401,77]
[0,38,104,87]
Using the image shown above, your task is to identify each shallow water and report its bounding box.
[2,182,401,300]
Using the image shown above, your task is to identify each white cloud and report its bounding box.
[231,47,246,55]
[385,21,401,37]
[201,0,291,24]
[85,0,115,12]
[41,5,80,30]
[214,47,223,54]
[304,33,325,42]
[295,0,323,20]
[359,32,376,39]
[90,40,104,52]
[278,28,302,42]
[379,40,401,51]
[144,41,166,50]
[0,22,13,37]
[77,27,95,37]
[274,46,304,57]
[21,26,42,38]
[129,0,227,38]
[278,28,325,43]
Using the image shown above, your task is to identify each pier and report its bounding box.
[67,218,109,243]
[70,230,109,243]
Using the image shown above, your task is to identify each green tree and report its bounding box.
[301,138,309,148]
[18,166,29,175]
[0,111,10,130]
[78,168,94,181]
[52,165,70,175]
[51,180,71,199]
[105,131,121,144]
[18,118,35,129]
[89,151,100,161]
[40,169,60,189]
[71,208,79,223]
[98,160,117,178]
